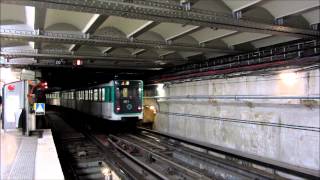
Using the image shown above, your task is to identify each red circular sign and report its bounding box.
[8,85,15,91]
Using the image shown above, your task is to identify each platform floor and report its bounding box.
[1,128,64,180]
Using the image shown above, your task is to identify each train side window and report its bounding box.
[98,88,101,101]
[94,89,98,101]
[106,87,111,102]
[109,87,112,102]
[105,87,109,102]
[101,88,105,102]
[85,90,88,100]
[92,90,94,101]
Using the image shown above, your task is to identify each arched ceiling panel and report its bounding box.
[260,0,319,19]
[136,31,165,42]
[109,48,131,56]
[77,46,101,53]
[242,7,274,24]
[150,22,198,41]
[178,51,202,59]
[94,26,126,38]
[250,36,299,48]
[155,49,175,57]
[285,15,310,29]
[221,0,262,12]
[45,9,95,30]
[190,28,237,44]
[136,50,159,59]
[173,35,199,45]
[302,8,320,25]
[45,23,80,32]
[193,0,231,13]
[222,32,271,46]
[0,4,26,24]
[98,16,150,37]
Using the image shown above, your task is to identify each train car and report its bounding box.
[46,80,143,121]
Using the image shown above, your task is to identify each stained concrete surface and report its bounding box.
[154,69,320,170]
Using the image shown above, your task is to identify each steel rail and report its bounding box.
[131,133,277,179]
[83,132,147,180]
[0,29,237,54]
[107,136,170,180]
[137,127,320,179]
[109,134,211,180]
[1,0,318,38]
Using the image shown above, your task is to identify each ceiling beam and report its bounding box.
[34,6,46,50]
[102,47,114,54]
[3,62,163,70]
[70,14,109,52]
[0,29,238,54]
[132,49,147,56]
[159,51,176,58]
[0,50,187,64]
[127,21,160,39]
[2,0,317,38]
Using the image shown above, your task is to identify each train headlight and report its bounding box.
[138,106,142,112]
[116,107,121,112]
[149,105,156,114]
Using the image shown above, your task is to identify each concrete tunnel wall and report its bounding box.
[153,69,320,170]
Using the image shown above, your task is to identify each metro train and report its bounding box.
[46,80,143,121]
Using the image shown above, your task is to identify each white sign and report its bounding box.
[35,103,45,115]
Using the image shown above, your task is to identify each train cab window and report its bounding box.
[122,88,128,98]
[94,89,98,101]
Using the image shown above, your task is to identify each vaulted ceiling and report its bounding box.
[1,0,319,70]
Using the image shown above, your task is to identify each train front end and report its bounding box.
[112,80,143,121]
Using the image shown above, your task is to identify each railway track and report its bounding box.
[46,110,319,180]
[108,133,279,180]
[47,112,158,180]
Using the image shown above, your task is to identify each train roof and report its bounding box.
[47,80,142,93]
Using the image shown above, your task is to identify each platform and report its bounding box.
[1,128,64,180]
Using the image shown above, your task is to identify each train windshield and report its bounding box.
[115,80,142,114]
